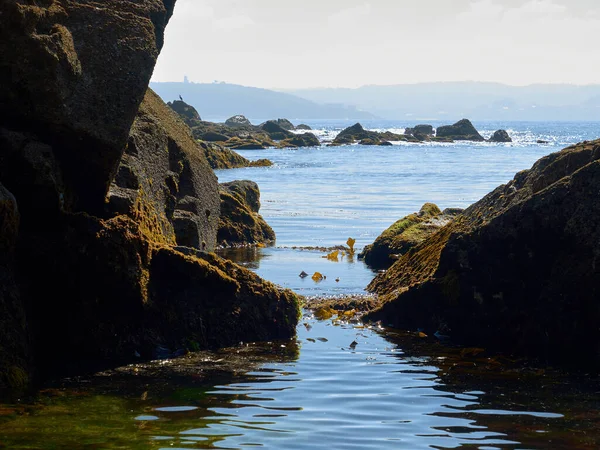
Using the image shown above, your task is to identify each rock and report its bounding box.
[270,119,296,130]
[0,0,301,390]
[0,0,175,213]
[364,139,600,369]
[296,124,312,130]
[218,181,276,247]
[108,88,220,251]
[333,123,404,145]
[358,138,382,146]
[280,133,321,148]
[379,141,394,146]
[358,203,462,269]
[225,115,252,127]
[436,119,485,142]
[405,124,434,136]
[225,137,268,150]
[167,100,202,128]
[200,141,272,170]
[537,140,549,144]
[200,131,229,142]
[0,183,30,391]
[489,129,512,143]
[261,121,295,139]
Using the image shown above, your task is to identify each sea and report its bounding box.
[1,120,599,449]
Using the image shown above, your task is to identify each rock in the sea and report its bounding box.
[261,121,295,140]
[108,88,220,250]
[405,124,434,136]
[200,141,272,170]
[218,181,276,247]
[280,133,320,148]
[200,131,229,142]
[270,118,296,130]
[167,100,202,128]
[296,124,312,130]
[359,203,462,269]
[333,123,404,146]
[0,0,176,213]
[436,119,485,142]
[365,139,600,369]
[488,129,512,143]
[225,115,252,127]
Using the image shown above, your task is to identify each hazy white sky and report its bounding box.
[151,0,600,88]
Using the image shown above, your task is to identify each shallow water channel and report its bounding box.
[1,121,600,448]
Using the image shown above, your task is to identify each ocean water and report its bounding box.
[2,121,599,449]
[215,120,598,297]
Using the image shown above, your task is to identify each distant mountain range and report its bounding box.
[150,82,378,122]
[283,82,600,121]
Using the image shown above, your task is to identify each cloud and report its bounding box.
[328,3,371,26]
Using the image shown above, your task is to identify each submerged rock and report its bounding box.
[489,129,512,143]
[359,203,462,269]
[218,180,275,247]
[436,119,485,142]
[365,139,600,369]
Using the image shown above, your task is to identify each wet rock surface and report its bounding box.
[365,139,600,369]
[436,119,485,141]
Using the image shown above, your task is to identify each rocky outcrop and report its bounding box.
[0,0,300,391]
[489,129,512,143]
[280,133,320,148]
[405,124,434,136]
[260,120,295,140]
[108,88,220,250]
[225,115,252,127]
[332,123,415,146]
[296,124,312,130]
[365,139,600,368]
[359,204,462,269]
[0,0,176,213]
[167,99,202,128]
[269,118,296,130]
[436,119,485,142]
[218,181,275,247]
[201,141,272,170]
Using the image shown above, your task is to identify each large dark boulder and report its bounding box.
[365,139,600,369]
[261,120,294,140]
[270,118,296,130]
[108,88,220,251]
[332,123,404,145]
[0,0,175,213]
[218,181,275,247]
[359,204,462,269]
[489,129,513,143]
[436,119,485,142]
[296,124,312,130]
[167,99,202,128]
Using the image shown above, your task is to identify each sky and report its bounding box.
[151,0,600,89]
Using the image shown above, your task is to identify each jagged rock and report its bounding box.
[436,119,485,141]
[359,138,382,146]
[108,88,220,251]
[296,124,312,130]
[489,129,512,143]
[167,100,202,128]
[333,123,404,145]
[225,137,269,150]
[218,181,275,247]
[365,139,600,369]
[280,133,320,148]
[0,0,175,213]
[225,115,252,127]
[405,124,434,136]
[359,204,462,269]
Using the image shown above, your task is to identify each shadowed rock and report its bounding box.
[488,129,513,143]
[365,139,600,369]
[168,100,202,128]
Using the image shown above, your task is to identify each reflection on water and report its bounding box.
[2,314,599,449]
